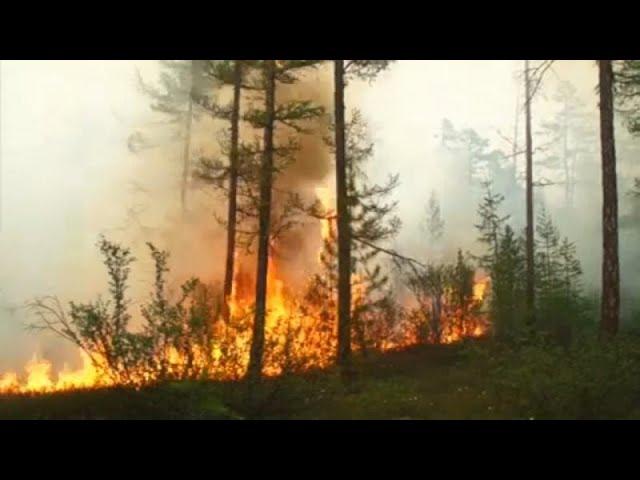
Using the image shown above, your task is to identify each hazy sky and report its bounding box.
[0,60,602,369]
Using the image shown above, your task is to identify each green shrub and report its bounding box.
[470,334,640,419]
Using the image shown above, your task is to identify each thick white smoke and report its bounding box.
[1,60,638,373]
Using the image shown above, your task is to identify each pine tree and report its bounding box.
[311,110,400,354]
[303,220,338,330]
[557,237,583,305]
[534,207,584,342]
[425,190,445,249]
[535,206,562,309]
[346,111,400,352]
[333,60,392,380]
[441,119,523,220]
[475,183,530,339]
[245,60,325,391]
[439,120,491,188]
[475,181,510,270]
[521,59,555,328]
[538,81,595,208]
[447,249,476,336]
[524,59,536,327]
[599,59,620,338]
[615,60,640,135]
[195,60,247,323]
[224,61,243,323]
[137,60,207,215]
[406,263,451,344]
[492,225,526,338]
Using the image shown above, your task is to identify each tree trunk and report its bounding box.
[222,61,243,323]
[524,60,536,326]
[334,60,353,382]
[180,60,196,216]
[598,59,620,338]
[247,60,276,390]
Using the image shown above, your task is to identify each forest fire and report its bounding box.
[0,61,493,397]
[0,257,489,395]
[0,351,108,394]
[0,147,490,395]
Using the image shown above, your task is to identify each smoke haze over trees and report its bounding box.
[2,60,640,378]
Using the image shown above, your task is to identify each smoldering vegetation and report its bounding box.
[0,60,639,410]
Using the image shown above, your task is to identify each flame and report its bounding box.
[0,351,109,395]
[0,267,489,394]
[473,273,490,302]
[314,186,334,243]
[0,189,490,395]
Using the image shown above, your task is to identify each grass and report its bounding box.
[2,337,639,419]
[0,382,242,420]
[0,342,504,420]
[250,342,507,420]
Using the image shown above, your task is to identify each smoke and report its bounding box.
[269,64,333,287]
[0,61,338,370]
[2,60,640,372]
[358,60,640,318]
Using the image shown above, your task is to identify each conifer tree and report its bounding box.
[535,207,562,313]
[333,60,392,378]
[439,120,492,189]
[406,263,450,344]
[245,60,325,390]
[521,60,554,327]
[310,110,400,354]
[524,59,536,327]
[538,81,595,208]
[448,249,476,335]
[557,237,583,302]
[492,225,526,338]
[475,181,510,270]
[194,60,248,322]
[599,59,620,338]
[425,190,445,249]
[137,60,207,215]
[534,207,584,340]
[615,60,640,135]
[474,183,529,338]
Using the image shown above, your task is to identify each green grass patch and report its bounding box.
[4,335,640,420]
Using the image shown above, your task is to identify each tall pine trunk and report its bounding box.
[222,61,243,323]
[524,60,536,325]
[334,60,353,380]
[598,59,620,338]
[247,60,276,390]
[180,60,196,216]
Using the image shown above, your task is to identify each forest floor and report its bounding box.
[5,333,640,420]
[0,342,518,420]
[2,339,636,419]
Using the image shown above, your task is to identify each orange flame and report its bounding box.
[0,190,490,395]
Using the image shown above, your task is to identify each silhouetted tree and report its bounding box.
[137,61,206,215]
[425,190,445,249]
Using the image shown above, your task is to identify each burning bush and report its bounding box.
[406,251,488,345]
[1,232,490,394]
[24,237,221,388]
